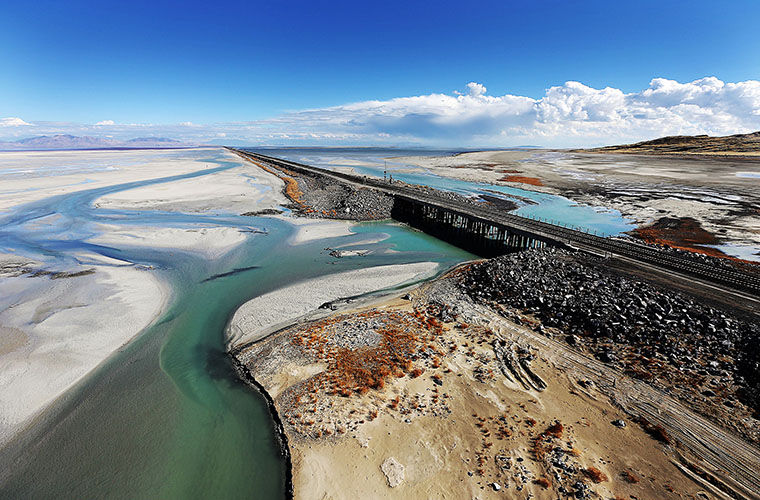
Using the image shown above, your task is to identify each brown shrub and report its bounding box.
[583,467,608,483]
[544,421,564,439]
[533,477,551,488]
[621,470,640,484]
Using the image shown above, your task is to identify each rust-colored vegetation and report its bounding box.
[632,216,752,263]
[583,466,608,483]
[290,309,444,399]
[544,421,564,439]
[499,175,544,186]
[532,420,565,460]
[245,157,308,209]
[533,477,552,488]
[621,470,640,484]
[283,177,305,205]
[634,417,672,444]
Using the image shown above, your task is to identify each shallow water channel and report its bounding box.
[0,149,472,498]
[255,147,636,236]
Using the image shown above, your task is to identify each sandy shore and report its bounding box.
[0,262,168,446]
[235,267,760,499]
[94,153,288,214]
[226,262,439,349]
[89,223,250,259]
[0,148,217,212]
[278,216,355,245]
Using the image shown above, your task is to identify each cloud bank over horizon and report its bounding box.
[3,77,759,148]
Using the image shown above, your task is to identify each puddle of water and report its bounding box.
[703,243,760,262]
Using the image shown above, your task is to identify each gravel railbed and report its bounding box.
[457,248,760,442]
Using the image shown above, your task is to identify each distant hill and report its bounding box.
[586,131,760,157]
[0,134,196,151]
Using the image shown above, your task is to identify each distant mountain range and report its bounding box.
[0,135,198,151]
[585,131,760,157]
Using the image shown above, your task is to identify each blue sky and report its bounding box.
[1,0,759,146]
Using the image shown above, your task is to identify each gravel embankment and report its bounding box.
[458,248,760,442]
[292,174,394,220]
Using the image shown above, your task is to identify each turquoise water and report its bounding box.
[0,148,472,498]
[252,147,636,237]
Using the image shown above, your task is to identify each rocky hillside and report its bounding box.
[587,131,760,156]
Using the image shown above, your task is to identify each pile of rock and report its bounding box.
[325,318,384,350]
[296,175,394,220]
[458,248,760,414]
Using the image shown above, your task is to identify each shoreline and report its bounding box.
[0,146,287,448]
[0,262,172,447]
[391,149,760,261]
[229,352,294,500]
[231,254,760,498]
[226,262,440,350]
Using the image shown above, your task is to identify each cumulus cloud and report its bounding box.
[2,78,759,147]
[466,82,487,97]
[1,117,31,127]
[95,120,115,126]
[250,77,760,146]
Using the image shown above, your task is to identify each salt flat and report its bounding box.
[0,147,288,446]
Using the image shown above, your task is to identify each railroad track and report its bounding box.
[232,149,760,298]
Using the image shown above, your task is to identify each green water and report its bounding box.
[0,218,472,499]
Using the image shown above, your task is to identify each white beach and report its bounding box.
[226,261,439,349]
[0,264,169,446]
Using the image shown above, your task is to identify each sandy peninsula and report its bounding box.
[226,261,439,348]
[233,259,760,499]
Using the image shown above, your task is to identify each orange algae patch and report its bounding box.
[242,155,306,208]
[283,176,305,205]
[632,216,758,265]
[289,309,443,397]
[499,175,544,186]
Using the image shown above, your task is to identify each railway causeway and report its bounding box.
[231,149,760,300]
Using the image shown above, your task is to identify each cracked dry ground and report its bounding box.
[236,290,721,499]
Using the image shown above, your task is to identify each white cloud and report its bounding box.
[248,77,760,146]
[95,120,115,126]
[1,117,31,127]
[2,77,759,147]
[466,82,487,97]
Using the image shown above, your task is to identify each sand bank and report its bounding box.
[0,263,168,446]
[94,152,287,214]
[0,148,216,212]
[279,216,355,245]
[90,223,250,259]
[226,262,439,349]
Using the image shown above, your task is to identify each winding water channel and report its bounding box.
[0,149,472,498]
[256,147,636,236]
